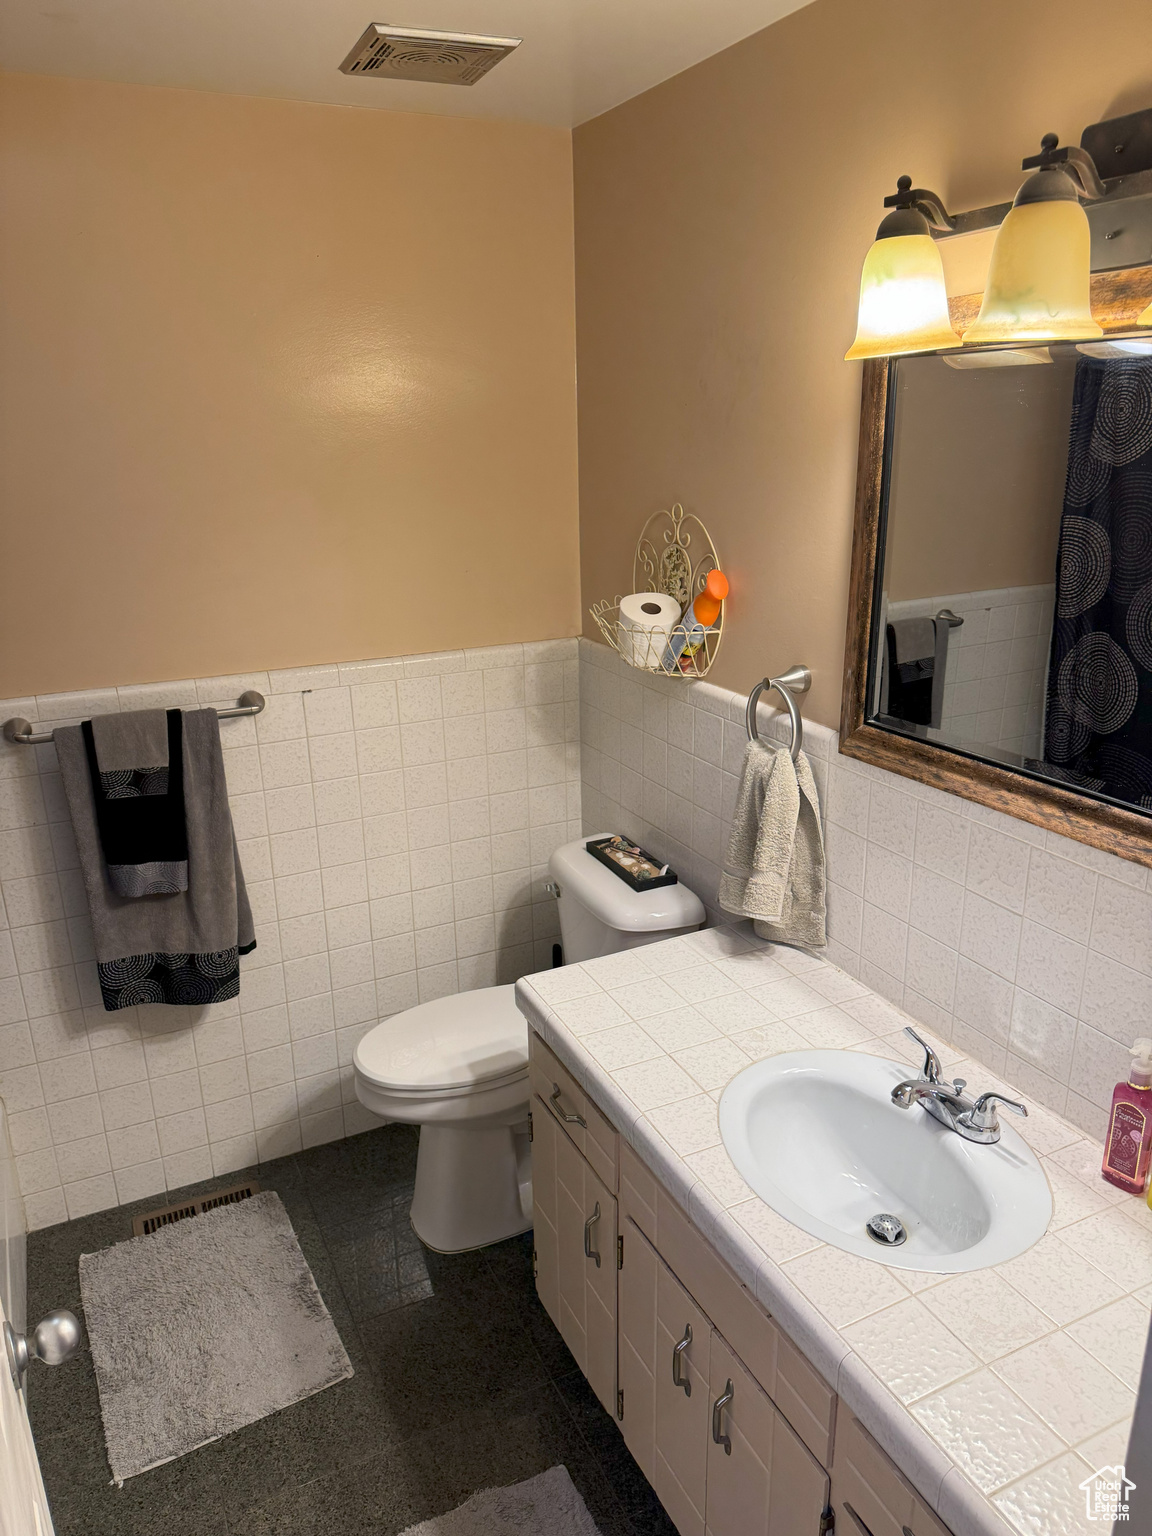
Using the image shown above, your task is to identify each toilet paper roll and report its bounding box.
[617,591,682,671]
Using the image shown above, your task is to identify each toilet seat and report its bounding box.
[354,984,528,1097]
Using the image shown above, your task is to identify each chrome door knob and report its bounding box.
[4,1310,82,1389]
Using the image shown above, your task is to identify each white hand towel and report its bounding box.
[718,740,826,948]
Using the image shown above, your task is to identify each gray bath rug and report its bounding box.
[79,1190,353,1482]
[398,1467,601,1536]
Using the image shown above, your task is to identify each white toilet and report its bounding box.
[353,835,705,1252]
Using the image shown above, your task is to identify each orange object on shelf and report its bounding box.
[669,568,729,671]
[693,570,729,627]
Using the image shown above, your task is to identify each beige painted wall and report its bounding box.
[885,352,1074,601]
[0,74,580,696]
[572,0,1152,726]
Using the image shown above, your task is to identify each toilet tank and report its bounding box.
[548,836,706,964]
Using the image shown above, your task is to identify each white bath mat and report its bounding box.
[398,1466,602,1536]
[79,1190,353,1482]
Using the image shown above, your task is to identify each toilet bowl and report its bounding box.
[354,985,533,1253]
[354,835,705,1252]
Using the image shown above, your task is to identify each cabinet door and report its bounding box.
[532,1094,619,1415]
[618,1217,710,1536]
[706,1332,829,1536]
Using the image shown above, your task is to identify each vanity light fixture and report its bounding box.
[844,177,962,360]
[964,133,1112,344]
[846,110,1152,363]
[962,135,1104,345]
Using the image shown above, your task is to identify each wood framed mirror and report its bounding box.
[840,263,1152,868]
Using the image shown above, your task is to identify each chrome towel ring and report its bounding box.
[745,665,812,762]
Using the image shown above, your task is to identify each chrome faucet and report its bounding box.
[891,1027,1027,1145]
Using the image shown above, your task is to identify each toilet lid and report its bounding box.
[354,985,529,1093]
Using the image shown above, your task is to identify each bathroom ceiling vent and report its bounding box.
[339,24,521,86]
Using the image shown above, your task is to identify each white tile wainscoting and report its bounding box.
[1,629,1146,1229]
[0,640,580,1227]
[577,637,1149,1145]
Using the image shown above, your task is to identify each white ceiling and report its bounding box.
[0,0,812,128]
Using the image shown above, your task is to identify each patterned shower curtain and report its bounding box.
[1045,357,1152,804]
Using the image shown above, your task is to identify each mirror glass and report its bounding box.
[868,340,1152,814]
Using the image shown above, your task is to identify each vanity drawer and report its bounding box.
[620,1139,659,1240]
[529,1034,618,1190]
[832,1412,953,1536]
[774,1330,838,1475]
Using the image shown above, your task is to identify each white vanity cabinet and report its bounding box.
[528,1033,956,1536]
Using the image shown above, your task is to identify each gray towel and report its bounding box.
[719,741,826,948]
[90,709,169,773]
[889,616,935,663]
[56,708,255,1011]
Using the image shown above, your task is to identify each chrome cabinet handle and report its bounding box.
[711,1377,734,1455]
[672,1323,693,1396]
[843,1502,876,1536]
[551,1083,587,1128]
[584,1202,602,1267]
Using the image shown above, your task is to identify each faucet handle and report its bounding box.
[903,1026,943,1085]
[958,1091,1028,1139]
[970,1091,1027,1124]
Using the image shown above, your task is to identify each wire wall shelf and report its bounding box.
[589,504,724,679]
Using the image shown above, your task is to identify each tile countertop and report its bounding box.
[514,924,1152,1536]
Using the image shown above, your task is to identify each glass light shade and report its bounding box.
[962,199,1102,344]
[845,233,960,360]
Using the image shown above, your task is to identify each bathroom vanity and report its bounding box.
[516,929,1145,1536]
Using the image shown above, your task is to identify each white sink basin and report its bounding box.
[718,1051,1052,1274]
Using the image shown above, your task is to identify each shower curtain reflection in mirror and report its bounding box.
[1043,359,1152,805]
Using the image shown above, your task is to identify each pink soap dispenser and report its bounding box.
[1102,1037,1152,1194]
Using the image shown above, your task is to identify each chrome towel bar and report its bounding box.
[2,689,266,746]
[745,665,812,761]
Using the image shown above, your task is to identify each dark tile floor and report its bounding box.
[25,1124,677,1536]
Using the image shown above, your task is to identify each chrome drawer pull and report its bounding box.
[711,1378,734,1455]
[584,1202,602,1267]
[551,1083,587,1127]
[672,1324,693,1396]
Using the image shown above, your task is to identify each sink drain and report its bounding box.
[866,1213,906,1247]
